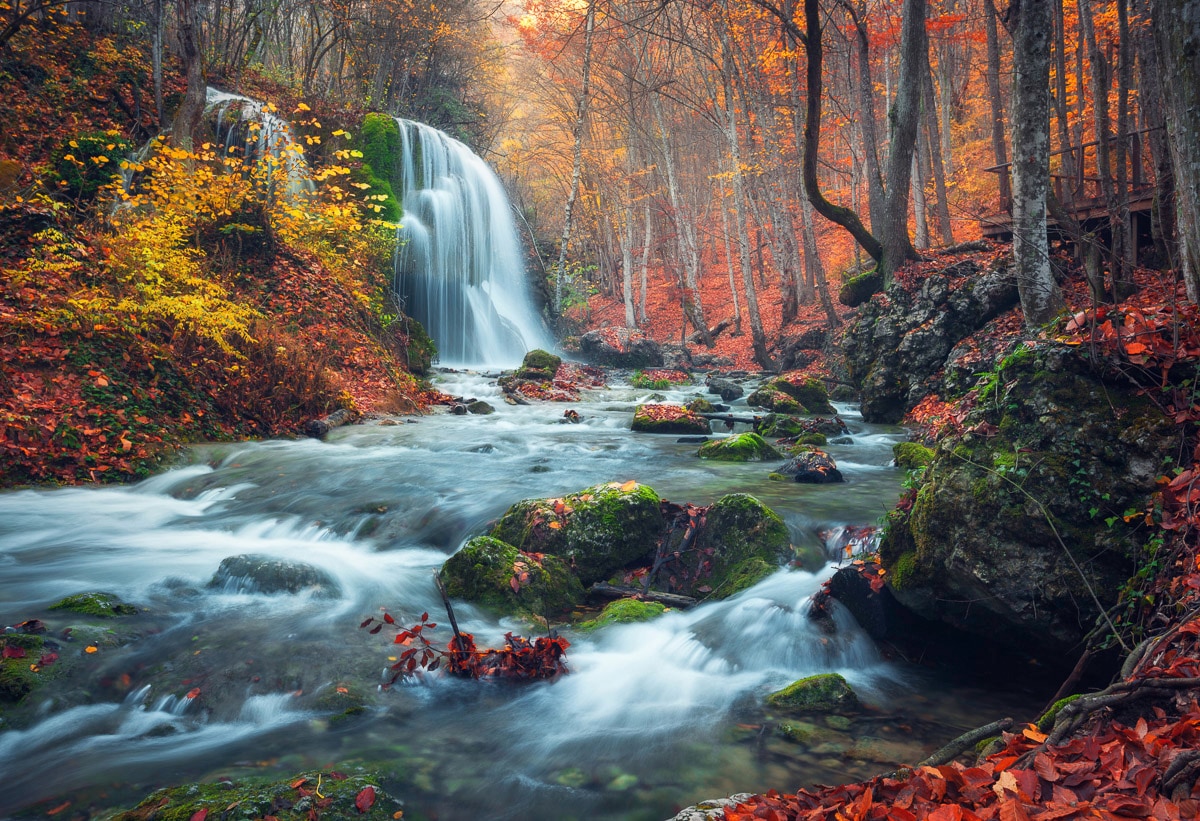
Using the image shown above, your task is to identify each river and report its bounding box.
[0,371,1028,820]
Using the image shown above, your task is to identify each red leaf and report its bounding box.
[383,612,395,624]
[2,645,27,659]
[509,576,521,593]
[190,811,208,821]
[355,785,376,812]
[186,687,201,699]
[38,652,58,666]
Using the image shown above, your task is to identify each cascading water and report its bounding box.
[204,87,315,198]
[392,119,554,366]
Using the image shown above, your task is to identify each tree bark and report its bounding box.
[984,0,1011,208]
[922,61,955,245]
[1153,0,1200,300]
[1010,0,1066,326]
[171,0,206,151]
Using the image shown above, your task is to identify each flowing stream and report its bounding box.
[0,374,1028,820]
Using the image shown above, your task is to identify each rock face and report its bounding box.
[440,536,584,616]
[697,433,782,462]
[489,482,665,585]
[208,554,340,597]
[578,328,663,368]
[631,404,712,435]
[842,256,1019,423]
[706,377,744,401]
[778,450,844,483]
[879,345,1176,658]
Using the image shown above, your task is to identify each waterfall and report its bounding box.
[204,87,314,198]
[392,119,553,367]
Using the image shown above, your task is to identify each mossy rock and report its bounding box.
[754,414,807,438]
[441,536,585,616]
[746,388,803,414]
[893,442,934,469]
[697,433,783,462]
[887,551,920,590]
[631,404,712,435]
[686,397,717,413]
[766,672,860,714]
[110,771,399,821]
[838,269,883,307]
[577,598,667,631]
[768,374,837,415]
[466,400,495,415]
[0,633,47,706]
[678,494,792,598]
[516,349,562,381]
[49,591,138,617]
[489,482,665,585]
[354,113,402,222]
[796,433,828,446]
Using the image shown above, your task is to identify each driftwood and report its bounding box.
[589,583,699,609]
[696,412,762,424]
[687,318,735,346]
[302,408,356,438]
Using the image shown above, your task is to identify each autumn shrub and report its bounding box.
[48,131,133,202]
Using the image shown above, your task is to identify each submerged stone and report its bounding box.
[766,672,860,714]
[441,536,584,616]
[208,554,340,597]
[697,433,783,462]
[49,591,138,617]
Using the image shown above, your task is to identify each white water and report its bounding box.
[0,375,1021,819]
[393,120,555,367]
[205,87,315,198]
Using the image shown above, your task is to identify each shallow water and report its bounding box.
[0,373,1032,820]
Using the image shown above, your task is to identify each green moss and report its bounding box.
[717,557,775,597]
[489,482,665,585]
[578,598,667,631]
[49,591,138,617]
[888,551,919,590]
[754,414,807,438]
[516,349,562,380]
[441,536,584,616]
[771,376,836,415]
[689,494,791,599]
[796,433,828,446]
[0,634,46,705]
[355,113,402,222]
[766,673,859,713]
[768,472,786,481]
[686,397,716,413]
[747,388,803,414]
[838,269,883,307]
[1036,693,1082,732]
[697,432,783,462]
[893,442,934,469]
[111,771,398,821]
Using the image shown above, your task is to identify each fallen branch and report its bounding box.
[302,407,356,438]
[687,318,734,346]
[589,583,698,609]
[918,717,1014,768]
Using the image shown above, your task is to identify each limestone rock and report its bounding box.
[208,554,340,597]
[778,450,844,483]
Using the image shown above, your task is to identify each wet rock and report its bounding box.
[515,349,561,381]
[440,536,584,616]
[668,794,756,821]
[208,554,340,597]
[778,450,844,483]
[450,403,468,415]
[489,481,665,586]
[697,433,782,462]
[578,328,663,368]
[777,720,842,747]
[631,404,712,435]
[879,345,1177,658]
[49,592,138,617]
[766,672,860,714]
[842,256,1018,423]
[686,396,717,413]
[466,400,495,415]
[893,442,934,469]
[706,377,744,402]
[683,493,793,598]
[677,436,711,444]
[578,598,667,631]
[830,384,858,402]
[746,387,803,414]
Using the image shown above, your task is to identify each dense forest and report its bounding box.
[4,0,1200,818]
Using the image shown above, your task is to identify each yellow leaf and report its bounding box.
[547,521,563,529]
[1021,725,1047,743]
[69,140,79,148]
[295,102,311,111]
[619,480,638,492]
[85,645,98,654]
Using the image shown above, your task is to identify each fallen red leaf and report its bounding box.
[355,785,376,812]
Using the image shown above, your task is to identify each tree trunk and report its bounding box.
[171,0,206,151]
[553,0,596,313]
[1080,0,1124,296]
[1153,0,1200,300]
[718,181,743,334]
[923,61,955,245]
[848,2,885,232]
[984,0,1011,208]
[639,202,652,325]
[1134,0,1175,268]
[1010,0,1066,326]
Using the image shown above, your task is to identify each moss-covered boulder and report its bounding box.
[697,433,783,462]
[677,494,792,598]
[753,414,807,438]
[516,349,562,381]
[778,450,844,483]
[441,536,584,616]
[0,633,48,707]
[686,396,717,413]
[49,591,138,617]
[767,373,837,415]
[766,672,860,713]
[893,442,934,469]
[879,344,1177,658]
[111,771,399,821]
[746,388,803,414]
[490,482,665,585]
[578,598,668,631]
[466,400,495,415]
[838,269,883,307]
[631,404,712,435]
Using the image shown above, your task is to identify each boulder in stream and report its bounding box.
[208,554,341,597]
[697,433,782,462]
[489,481,666,585]
[578,327,663,368]
[669,493,794,599]
[631,404,712,435]
[766,672,860,714]
[49,591,138,617]
[777,450,844,483]
[706,377,744,402]
[441,536,585,616]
